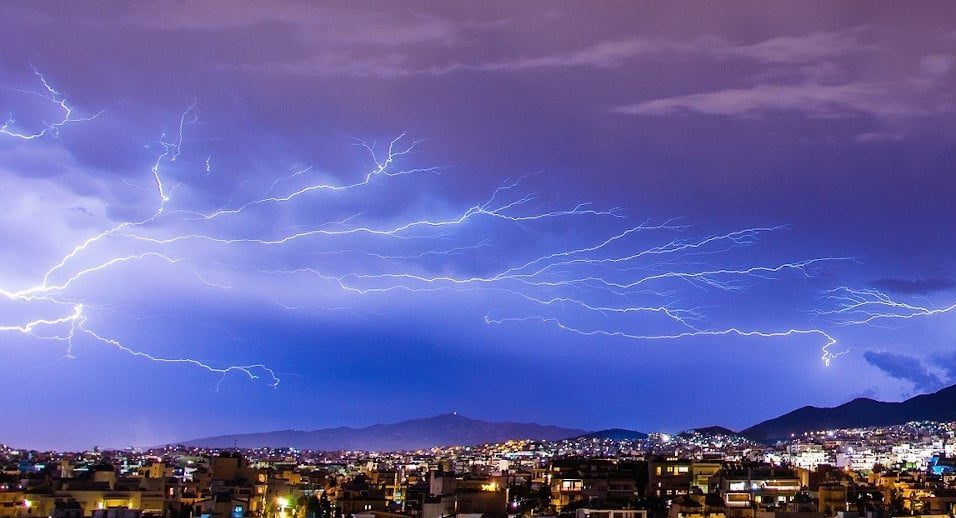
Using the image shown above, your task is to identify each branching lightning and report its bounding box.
[1,67,104,140]
[1,76,275,387]
[817,287,956,326]
[3,68,905,389]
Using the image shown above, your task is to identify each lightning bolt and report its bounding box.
[483,314,844,367]
[191,133,441,221]
[818,286,956,326]
[3,68,868,392]
[1,74,276,388]
[1,67,104,140]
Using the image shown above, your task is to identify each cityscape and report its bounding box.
[2,418,956,518]
[2,4,956,518]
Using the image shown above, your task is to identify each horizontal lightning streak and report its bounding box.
[818,287,956,326]
[3,69,886,390]
[483,314,843,366]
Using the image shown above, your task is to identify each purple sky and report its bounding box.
[1,1,955,450]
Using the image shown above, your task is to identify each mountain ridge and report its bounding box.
[176,413,587,451]
[741,384,956,441]
[575,428,648,441]
[680,426,738,436]
[172,384,956,450]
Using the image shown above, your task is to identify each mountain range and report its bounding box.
[740,383,956,441]
[575,428,649,441]
[176,383,956,450]
[680,426,738,437]
[179,413,586,451]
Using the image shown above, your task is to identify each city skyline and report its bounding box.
[2,2,956,451]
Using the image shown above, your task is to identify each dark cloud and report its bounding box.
[931,350,956,380]
[863,351,944,393]
[614,82,923,119]
[870,278,956,294]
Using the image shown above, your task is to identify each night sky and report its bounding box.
[2,1,955,450]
